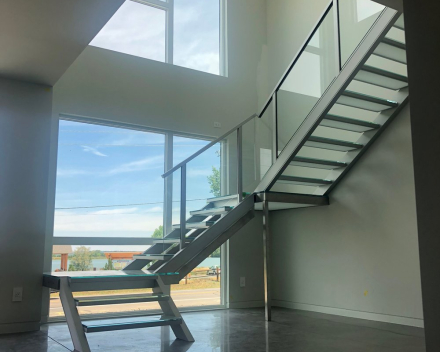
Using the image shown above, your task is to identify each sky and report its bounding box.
[89,0,220,75]
[54,120,220,247]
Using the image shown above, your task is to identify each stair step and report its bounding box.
[190,206,233,216]
[355,65,408,90]
[290,157,348,170]
[320,114,381,132]
[393,14,404,30]
[83,317,182,333]
[153,238,195,244]
[338,91,398,112]
[373,38,406,64]
[206,194,238,203]
[278,175,333,186]
[132,254,174,261]
[75,294,170,307]
[173,221,215,230]
[305,136,364,151]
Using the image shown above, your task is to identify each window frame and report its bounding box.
[105,0,228,76]
[44,114,228,323]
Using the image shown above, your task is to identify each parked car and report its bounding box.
[207,266,221,275]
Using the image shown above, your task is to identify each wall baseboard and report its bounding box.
[272,300,424,328]
[0,321,40,335]
[229,300,265,309]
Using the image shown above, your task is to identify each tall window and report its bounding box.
[90,0,225,76]
[50,118,224,319]
[54,120,165,241]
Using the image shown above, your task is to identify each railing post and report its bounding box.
[237,127,243,202]
[272,92,278,162]
[333,0,342,71]
[163,133,173,236]
[180,164,187,250]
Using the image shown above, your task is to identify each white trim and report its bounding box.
[229,300,265,309]
[272,300,424,328]
[60,113,217,142]
[166,0,174,64]
[0,322,40,335]
[219,0,228,77]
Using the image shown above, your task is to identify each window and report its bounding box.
[49,117,225,319]
[90,0,226,76]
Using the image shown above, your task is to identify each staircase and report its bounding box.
[46,2,409,349]
[127,4,408,283]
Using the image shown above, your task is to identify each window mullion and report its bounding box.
[166,0,174,64]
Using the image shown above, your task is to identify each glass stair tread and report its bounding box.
[338,90,398,112]
[133,254,174,261]
[305,136,364,151]
[355,65,408,90]
[278,175,333,186]
[206,194,238,203]
[153,238,194,244]
[75,294,170,307]
[373,38,407,64]
[190,206,233,216]
[290,157,348,170]
[172,221,215,229]
[320,114,381,132]
[83,317,182,333]
[393,14,404,30]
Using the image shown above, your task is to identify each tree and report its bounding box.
[152,225,163,238]
[103,257,115,270]
[210,247,221,258]
[68,246,92,271]
[207,166,221,197]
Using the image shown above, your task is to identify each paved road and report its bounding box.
[49,288,221,317]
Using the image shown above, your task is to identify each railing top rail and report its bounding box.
[162,113,257,178]
[257,0,334,118]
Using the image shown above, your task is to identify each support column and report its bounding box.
[262,195,272,321]
[403,2,440,351]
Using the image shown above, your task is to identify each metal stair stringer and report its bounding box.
[254,7,401,193]
[154,195,255,281]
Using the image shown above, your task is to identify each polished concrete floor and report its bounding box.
[0,308,426,352]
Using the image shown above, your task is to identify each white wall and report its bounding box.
[0,78,53,333]
[271,106,424,327]
[264,0,422,326]
[51,0,268,309]
[53,0,267,137]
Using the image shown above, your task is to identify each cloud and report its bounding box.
[91,207,139,215]
[82,145,107,157]
[109,155,163,174]
[57,169,90,177]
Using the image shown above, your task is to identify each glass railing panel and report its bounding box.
[257,100,275,181]
[185,131,237,224]
[339,0,385,66]
[277,6,338,154]
[241,117,258,194]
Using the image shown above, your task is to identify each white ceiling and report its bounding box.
[0,0,124,86]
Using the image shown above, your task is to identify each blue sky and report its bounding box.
[54,120,219,241]
[89,0,220,75]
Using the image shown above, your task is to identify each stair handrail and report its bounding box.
[162,0,335,180]
[257,0,334,118]
[161,113,257,178]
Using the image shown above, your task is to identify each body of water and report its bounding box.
[51,256,220,272]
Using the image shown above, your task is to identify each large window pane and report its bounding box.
[174,0,220,74]
[54,120,165,238]
[90,1,166,62]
